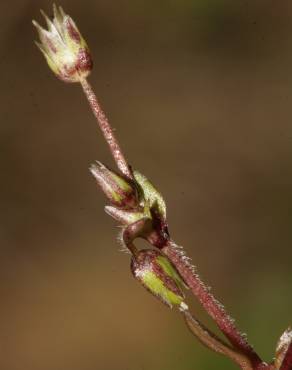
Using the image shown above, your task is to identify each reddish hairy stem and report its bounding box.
[280,343,292,370]
[80,78,133,180]
[162,241,263,368]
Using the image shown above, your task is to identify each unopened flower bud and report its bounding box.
[33,4,92,83]
[275,328,292,369]
[131,249,187,309]
[90,162,138,209]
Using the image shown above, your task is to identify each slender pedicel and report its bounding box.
[80,78,133,180]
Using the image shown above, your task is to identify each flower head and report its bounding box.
[32,4,93,83]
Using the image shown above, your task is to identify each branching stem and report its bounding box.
[34,6,289,370]
[81,77,266,370]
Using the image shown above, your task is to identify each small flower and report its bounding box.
[131,249,187,309]
[32,4,92,83]
[90,161,139,209]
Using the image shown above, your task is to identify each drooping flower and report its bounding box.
[32,4,92,83]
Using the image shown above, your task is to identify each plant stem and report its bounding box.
[162,240,263,368]
[80,77,133,180]
[280,343,292,370]
[182,309,253,370]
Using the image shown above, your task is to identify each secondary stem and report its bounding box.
[182,309,253,370]
[80,78,133,180]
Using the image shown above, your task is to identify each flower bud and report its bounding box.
[90,162,138,209]
[131,249,186,309]
[275,328,292,369]
[33,4,92,83]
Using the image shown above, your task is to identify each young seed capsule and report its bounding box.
[131,249,187,309]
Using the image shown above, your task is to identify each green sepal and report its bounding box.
[142,270,184,307]
[156,255,185,290]
[133,170,166,219]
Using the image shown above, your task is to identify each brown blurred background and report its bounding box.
[1,1,292,369]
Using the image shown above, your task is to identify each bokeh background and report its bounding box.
[1,1,292,369]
